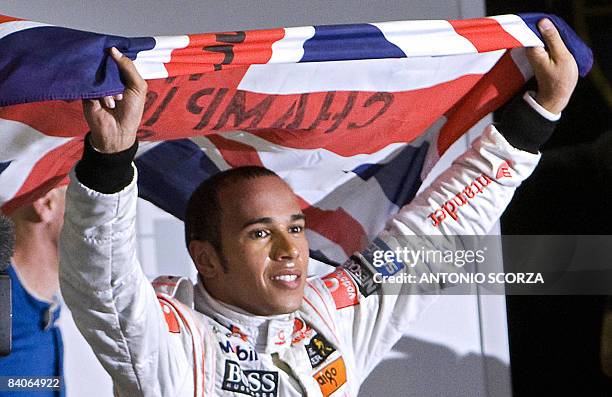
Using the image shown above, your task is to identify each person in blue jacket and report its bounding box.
[0,187,66,397]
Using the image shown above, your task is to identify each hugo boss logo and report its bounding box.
[221,360,278,397]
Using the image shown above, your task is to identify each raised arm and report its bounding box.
[316,18,580,379]
[59,49,193,396]
[397,18,579,235]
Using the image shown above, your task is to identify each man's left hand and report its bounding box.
[526,18,579,115]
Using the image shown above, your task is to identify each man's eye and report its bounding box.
[289,225,304,234]
[250,230,270,239]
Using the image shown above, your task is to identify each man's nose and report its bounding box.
[271,232,300,261]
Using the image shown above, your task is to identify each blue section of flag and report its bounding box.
[0,161,11,174]
[374,142,429,207]
[0,26,156,106]
[351,163,381,180]
[301,23,405,63]
[518,13,593,77]
[136,139,220,221]
[352,142,429,207]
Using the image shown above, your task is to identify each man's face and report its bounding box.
[212,176,309,316]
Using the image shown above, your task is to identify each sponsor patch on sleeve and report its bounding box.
[158,300,181,334]
[341,255,381,297]
[322,268,360,309]
[496,160,512,179]
[314,357,347,397]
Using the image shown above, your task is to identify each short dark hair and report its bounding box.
[185,166,280,250]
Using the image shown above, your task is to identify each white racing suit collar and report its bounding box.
[194,279,297,354]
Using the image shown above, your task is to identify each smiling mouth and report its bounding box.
[271,274,298,282]
[269,273,302,289]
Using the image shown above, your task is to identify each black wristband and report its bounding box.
[75,133,138,194]
[496,94,558,154]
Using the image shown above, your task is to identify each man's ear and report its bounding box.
[31,193,53,224]
[189,240,223,278]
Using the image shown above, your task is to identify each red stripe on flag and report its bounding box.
[301,203,365,256]
[1,138,83,214]
[246,74,482,156]
[137,70,246,140]
[208,134,365,255]
[207,134,265,167]
[137,58,481,158]
[0,15,24,24]
[165,28,285,76]
[448,18,522,53]
[0,101,87,137]
[2,137,83,214]
[2,66,481,158]
[437,51,526,155]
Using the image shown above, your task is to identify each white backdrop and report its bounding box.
[2,1,511,396]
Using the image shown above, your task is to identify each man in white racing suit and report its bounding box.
[59,19,578,396]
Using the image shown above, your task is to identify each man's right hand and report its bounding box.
[83,47,147,154]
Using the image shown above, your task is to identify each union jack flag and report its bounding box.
[0,13,592,263]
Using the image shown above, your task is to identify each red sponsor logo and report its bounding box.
[275,330,286,346]
[496,161,512,179]
[229,325,249,342]
[428,173,493,227]
[323,269,359,309]
[159,301,180,333]
[292,318,314,344]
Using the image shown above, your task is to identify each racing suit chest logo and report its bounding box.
[305,333,337,368]
[314,357,347,397]
[219,339,260,362]
[222,360,279,397]
[292,318,314,344]
[214,324,260,362]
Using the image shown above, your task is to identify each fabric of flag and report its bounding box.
[0,13,592,264]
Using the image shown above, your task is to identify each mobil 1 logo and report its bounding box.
[222,360,279,397]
